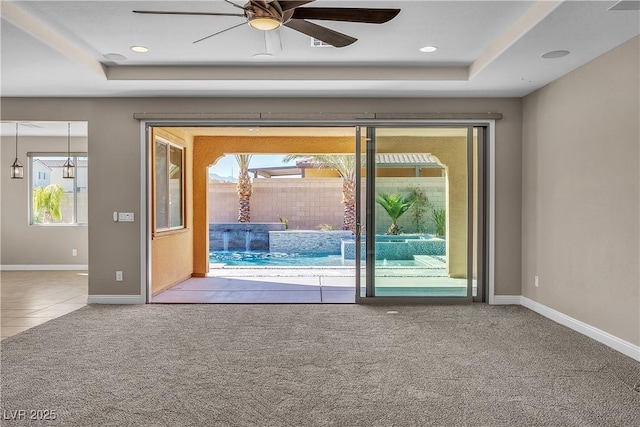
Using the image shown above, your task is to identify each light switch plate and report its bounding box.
[118,212,134,222]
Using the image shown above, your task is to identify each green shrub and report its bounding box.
[432,208,446,236]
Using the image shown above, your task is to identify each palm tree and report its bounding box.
[234,154,253,223]
[33,183,65,223]
[284,154,359,233]
[375,192,417,235]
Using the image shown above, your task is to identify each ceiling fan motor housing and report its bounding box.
[246,1,284,30]
[133,1,401,47]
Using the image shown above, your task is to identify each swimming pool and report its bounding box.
[209,251,417,267]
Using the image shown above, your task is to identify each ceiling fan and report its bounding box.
[133,0,400,48]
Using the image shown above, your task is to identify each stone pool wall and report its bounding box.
[210,223,285,251]
[269,230,353,254]
[342,235,446,260]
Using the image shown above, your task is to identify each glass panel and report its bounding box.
[472,129,479,298]
[356,127,367,299]
[169,145,183,228]
[31,155,75,224]
[471,127,487,301]
[76,156,88,224]
[372,127,468,297]
[155,141,168,230]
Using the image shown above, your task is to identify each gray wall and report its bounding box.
[522,36,640,345]
[0,97,522,297]
[1,135,88,266]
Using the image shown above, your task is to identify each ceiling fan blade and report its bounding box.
[291,7,400,24]
[224,0,249,11]
[133,10,245,18]
[193,22,247,44]
[284,19,356,48]
[278,1,315,12]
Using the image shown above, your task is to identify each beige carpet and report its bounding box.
[1,304,639,426]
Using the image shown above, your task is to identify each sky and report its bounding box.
[209,154,296,178]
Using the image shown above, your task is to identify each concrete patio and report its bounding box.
[151,256,468,303]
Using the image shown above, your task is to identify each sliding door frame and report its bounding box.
[139,118,495,305]
[359,124,481,305]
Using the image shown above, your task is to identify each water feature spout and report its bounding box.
[245,229,252,252]
[223,230,230,252]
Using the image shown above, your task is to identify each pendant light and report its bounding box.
[10,122,24,179]
[62,122,74,179]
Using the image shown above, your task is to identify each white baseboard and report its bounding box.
[521,296,640,362]
[491,295,523,305]
[88,295,145,304]
[1,264,88,271]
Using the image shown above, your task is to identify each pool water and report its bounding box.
[209,251,416,267]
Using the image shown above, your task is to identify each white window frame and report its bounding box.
[28,152,88,226]
[154,137,185,233]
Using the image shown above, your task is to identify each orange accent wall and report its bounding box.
[150,128,194,295]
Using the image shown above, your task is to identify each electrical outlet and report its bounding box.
[534,275,539,287]
[72,249,77,257]
[116,271,123,281]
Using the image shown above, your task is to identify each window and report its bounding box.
[155,138,184,231]
[29,154,88,225]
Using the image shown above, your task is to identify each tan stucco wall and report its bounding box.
[522,36,640,345]
[0,97,522,297]
[150,128,194,295]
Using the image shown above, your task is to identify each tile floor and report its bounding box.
[1,271,88,340]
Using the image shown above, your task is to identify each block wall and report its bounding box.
[210,177,446,234]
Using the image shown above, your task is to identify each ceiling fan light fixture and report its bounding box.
[248,16,282,31]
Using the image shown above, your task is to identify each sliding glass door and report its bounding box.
[360,126,485,302]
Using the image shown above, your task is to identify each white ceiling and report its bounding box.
[1,0,639,98]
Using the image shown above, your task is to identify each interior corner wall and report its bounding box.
[522,36,640,346]
[1,134,88,267]
[0,97,522,298]
[150,128,194,296]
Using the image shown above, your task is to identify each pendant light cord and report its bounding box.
[15,122,19,158]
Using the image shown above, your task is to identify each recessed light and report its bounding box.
[419,46,438,53]
[541,50,570,59]
[103,53,127,61]
[130,46,148,53]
